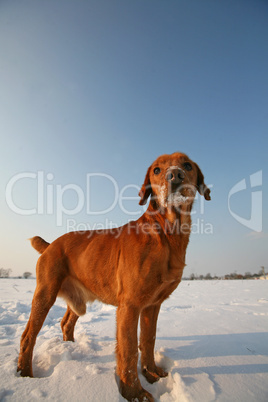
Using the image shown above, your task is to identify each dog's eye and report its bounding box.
[183,162,192,171]
[154,167,161,175]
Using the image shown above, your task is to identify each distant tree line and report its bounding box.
[184,267,266,280]
[0,268,32,279]
[1,266,266,281]
[0,268,12,278]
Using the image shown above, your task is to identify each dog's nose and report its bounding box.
[165,167,185,184]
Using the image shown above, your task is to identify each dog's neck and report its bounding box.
[145,201,193,237]
[142,201,192,278]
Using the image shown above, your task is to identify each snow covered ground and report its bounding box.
[0,278,267,401]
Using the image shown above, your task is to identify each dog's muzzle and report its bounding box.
[165,167,185,188]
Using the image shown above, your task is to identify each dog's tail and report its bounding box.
[30,236,50,254]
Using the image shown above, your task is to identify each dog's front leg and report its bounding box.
[140,304,168,383]
[116,304,154,402]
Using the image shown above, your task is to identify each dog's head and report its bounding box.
[139,152,211,209]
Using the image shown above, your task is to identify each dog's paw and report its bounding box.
[119,379,154,401]
[142,365,168,384]
[17,364,33,378]
[131,389,154,402]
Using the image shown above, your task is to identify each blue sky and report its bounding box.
[0,0,267,277]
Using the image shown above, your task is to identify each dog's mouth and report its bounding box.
[158,184,189,208]
[167,191,188,206]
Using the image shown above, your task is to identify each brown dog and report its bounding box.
[17,152,210,401]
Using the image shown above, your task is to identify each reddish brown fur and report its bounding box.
[17,152,210,401]
[30,236,50,254]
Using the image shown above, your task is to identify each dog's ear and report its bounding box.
[195,163,211,201]
[139,166,152,205]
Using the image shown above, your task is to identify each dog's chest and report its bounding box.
[149,275,181,305]
[164,234,189,281]
[147,246,187,305]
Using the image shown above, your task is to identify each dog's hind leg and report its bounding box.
[17,283,61,377]
[61,305,79,342]
[17,257,66,377]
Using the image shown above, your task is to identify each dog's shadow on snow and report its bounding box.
[159,332,268,376]
[153,332,268,400]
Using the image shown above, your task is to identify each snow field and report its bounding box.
[0,279,267,401]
